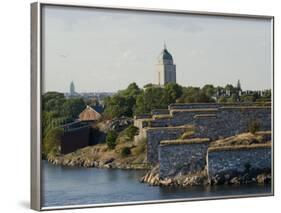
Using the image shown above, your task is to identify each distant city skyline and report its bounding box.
[42,5,272,93]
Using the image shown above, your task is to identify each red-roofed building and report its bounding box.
[79,105,102,121]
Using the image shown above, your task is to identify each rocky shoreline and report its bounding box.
[140,165,271,187]
[140,165,208,186]
[47,154,151,170]
[45,131,272,188]
[46,155,271,187]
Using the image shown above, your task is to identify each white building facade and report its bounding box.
[155,44,176,85]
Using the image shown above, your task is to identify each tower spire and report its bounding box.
[70,81,75,96]
[237,79,241,90]
[164,40,167,50]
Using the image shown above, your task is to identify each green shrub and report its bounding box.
[121,147,131,157]
[106,130,118,149]
[247,120,261,134]
[123,125,139,139]
[117,125,139,143]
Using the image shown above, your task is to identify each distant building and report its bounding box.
[237,79,242,91]
[155,43,176,85]
[79,105,102,121]
[237,79,242,96]
[70,81,75,96]
[67,81,82,98]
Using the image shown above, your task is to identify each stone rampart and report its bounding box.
[134,104,271,167]
[194,107,271,140]
[159,138,210,178]
[134,104,271,130]
[149,109,218,127]
[134,114,152,119]
[169,102,271,110]
[169,109,218,126]
[134,118,152,129]
[146,126,189,163]
[207,144,271,182]
[151,109,170,115]
[169,103,221,110]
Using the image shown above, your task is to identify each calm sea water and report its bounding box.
[42,161,271,207]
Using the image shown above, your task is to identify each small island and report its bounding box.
[43,83,271,188]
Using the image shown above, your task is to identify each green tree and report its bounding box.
[263,89,271,99]
[42,92,66,116]
[42,92,65,105]
[143,83,154,89]
[85,98,100,107]
[104,95,134,118]
[118,125,139,142]
[135,86,168,114]
[42,111,57,137]
[225,84,235,94]
[177,87,214,103]
[62,98,86,119]
[202,84,216,97]
[218,96,227,103]
[106,130,118,149]
[240,94,255,102]
[227,94,238,103]
[164,83,183,103]
[119,82,141,98]
[42,92,69,138]
[42,128,63,156]
[103,83,142,118]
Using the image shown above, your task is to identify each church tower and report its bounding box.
[70,81,75,96]
[155,43,176,86]
[237,79,242,91]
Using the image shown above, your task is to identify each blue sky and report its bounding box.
[42,5,272,93]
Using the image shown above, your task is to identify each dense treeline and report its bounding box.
[103,82,271,119]
[42,92,86,136]
[43,92,86,119]
[42,84,271,123]
[41,83,271,156]
[103,82,182,118]
[42,92,86,157]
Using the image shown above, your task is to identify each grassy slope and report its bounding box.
[47,134,148,169]
[210,131,271,147]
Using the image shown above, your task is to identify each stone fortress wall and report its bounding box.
[146,126,189,163]
[133,102,272,179]
[134,103,271,131]
[207,144,271,182]
[159,138,210,178]
[194,106,271,139]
